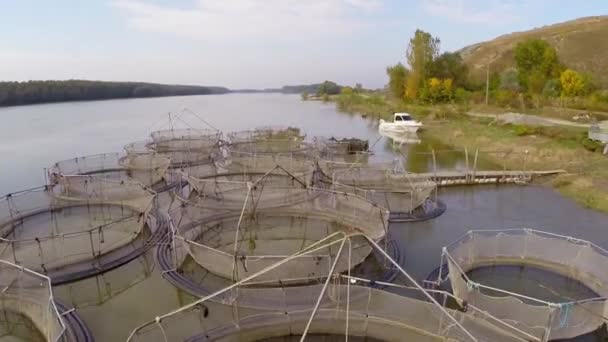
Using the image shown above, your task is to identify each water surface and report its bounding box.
[1,94,607,341]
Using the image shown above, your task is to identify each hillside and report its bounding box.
[460,16,608,87]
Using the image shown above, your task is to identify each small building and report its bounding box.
[589,121,608,155]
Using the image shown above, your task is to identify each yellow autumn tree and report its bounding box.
[442,79,453,100]
[560,69,585,97]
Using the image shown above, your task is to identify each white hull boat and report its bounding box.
[379,113,422,133]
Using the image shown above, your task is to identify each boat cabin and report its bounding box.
[393,113,413,122]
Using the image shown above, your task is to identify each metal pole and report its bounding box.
[472,148,479,181]
[464,147,469,182]
[431,148,437,181]
[345,238,352,342]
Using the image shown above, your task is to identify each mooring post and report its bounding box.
[464,147,469,183]
[502,151,507,183]
[472,148,479,181]
[431,148,437,181]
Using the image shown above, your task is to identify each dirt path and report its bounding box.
[466,112,591,128]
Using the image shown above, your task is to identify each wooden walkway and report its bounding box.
[410,169,566,186]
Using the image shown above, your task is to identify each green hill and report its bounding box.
[460,16,608,87]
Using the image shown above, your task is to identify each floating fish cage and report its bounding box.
[317,159,438,218]
[49,152,170,189]
[436,229,608,341]
[169,183,389,284]
[0,260,92,342]
[178,167,314,211]
[0,185,160,284]
[125,128,222,167]
[313,137,370,158]
[217,151,315,179]
[129,232,534,342]
[227,127,313,156]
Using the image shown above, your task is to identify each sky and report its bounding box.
[0,0,606,89]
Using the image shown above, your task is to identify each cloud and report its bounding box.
[111,0,382,41]
[422,0,523,25]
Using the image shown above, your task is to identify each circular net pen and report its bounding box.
[436,229,608,341]
[215,152,316,181]
[226,127,313,158]
[128,233,535,342]
[0,185,160,284]
[50,152,170,190]
[317,159,443,222]
[177,163,315,212]
[125,128,222,168]
[0,259,93,342]
[169,182,389,284]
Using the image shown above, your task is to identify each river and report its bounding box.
[0,93,607,341]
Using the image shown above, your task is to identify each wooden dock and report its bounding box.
[410,169,566,187]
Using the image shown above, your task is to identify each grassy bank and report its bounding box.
[324,93,608,213]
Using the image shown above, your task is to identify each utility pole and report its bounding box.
[485,63,490,106]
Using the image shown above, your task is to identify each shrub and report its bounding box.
[512,124,537,136]
[582,138,605,152]
[495,90,520,108]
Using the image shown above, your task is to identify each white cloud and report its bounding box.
[422,0,523,25]
[112,0,382,41]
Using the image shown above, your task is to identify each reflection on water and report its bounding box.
[468,265,598,303]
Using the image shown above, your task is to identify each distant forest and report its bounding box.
[232,81,343,95]
[0,80,230,107]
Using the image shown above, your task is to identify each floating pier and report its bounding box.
[413,169,566,186]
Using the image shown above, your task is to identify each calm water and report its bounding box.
[1,94,607,341]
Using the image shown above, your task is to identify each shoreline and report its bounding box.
[320,95,608,213]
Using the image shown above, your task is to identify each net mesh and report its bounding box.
[227,127,312,156]
[0,260,66,341]
[0,186,154,276]
[170,178,389,283]
[49,152,170,188]
[318,159,436,213]
[443,229,608,341]
[125,128,222,167]
[150,128,221,153]
[221,151,315,176]
[128,234,532,342]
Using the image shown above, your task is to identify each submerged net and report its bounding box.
[170,178,389,283]
[0,186,154,278]
[50,152,170,188]
[442,229,608,341]
[0,260,66,341]
[317,159,436,214]
[128,233,533,342]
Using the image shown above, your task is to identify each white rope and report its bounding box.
[300,237,347,341]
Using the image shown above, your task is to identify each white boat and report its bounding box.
[379,113,422,133]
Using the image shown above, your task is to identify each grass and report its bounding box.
[422,117,608,212]
[325,93,608,213]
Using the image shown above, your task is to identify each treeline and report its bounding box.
[0,80,230,107]
[385,29,608,111]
